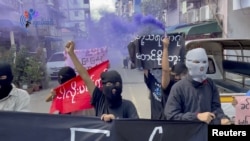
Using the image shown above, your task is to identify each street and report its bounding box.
[29,48,151,119]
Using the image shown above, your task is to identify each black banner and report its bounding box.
[128,33,186,69]
[0,111,208,141]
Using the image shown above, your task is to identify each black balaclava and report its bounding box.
[101,70,123,108]
[58,67,76,84]
[57,67,76,115]
[0,62,13,100]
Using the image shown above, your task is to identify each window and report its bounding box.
[75,23,79,28]
[167,0,177,12]
[48,53,65,62]
[207,58,216,74]
[84,0,89,4]
[74,11,79,16]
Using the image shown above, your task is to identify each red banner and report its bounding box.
[49,60,109,114]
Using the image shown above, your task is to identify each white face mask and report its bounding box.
[185,48,208,82]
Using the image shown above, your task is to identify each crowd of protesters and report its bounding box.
[0,37,233,125]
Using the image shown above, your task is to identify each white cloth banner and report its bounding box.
[65,47,108,69]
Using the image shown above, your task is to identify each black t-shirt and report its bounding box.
[144,72,162,120]
[144,72,176,120]
[161,80,176,120]
[91,87,139,119]
[162,80,176,108]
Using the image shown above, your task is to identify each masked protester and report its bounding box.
[46,66,76,103]
[65,41,139,122]
[46,66,95,116]
[0,62,30,112]
[144,37,187,120]
[161,62,187,119]
[164,48,231,125]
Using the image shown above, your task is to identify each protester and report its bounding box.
[164,48,231,125]
[65,41,139,122]
[123,56,128,69]
[46,66,95,116]
[160,38,187,119]
[0,62,30,112]
[144,37,187,120]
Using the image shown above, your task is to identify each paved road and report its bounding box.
[30,48,151,119]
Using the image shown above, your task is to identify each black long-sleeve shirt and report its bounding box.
[164,75,229,124]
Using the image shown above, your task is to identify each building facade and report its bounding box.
[222,0,250,38]
[0,0,26,52]
[115,0,136,18]
[20,0,66,59]
[165,0,223,40]
[164,0,250,40]
[59,0,90,45]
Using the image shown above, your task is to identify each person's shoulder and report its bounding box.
[10,87,30,99]
[206,77,213,81]
[122,99,135,106]
[206,77,216,85]
[93,86,103,94]
[173,78,187,87]
[11,87,28,94]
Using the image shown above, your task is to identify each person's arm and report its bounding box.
[45,89,55,102]
[161,37,170,89]
[232,96,237,107]
[164,86,199,121]
[65,41,95,96]
[144,69,149,78]
[209,79,230,124]
[144,70,154,90]
[144,70,151,88]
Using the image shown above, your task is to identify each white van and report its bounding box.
[46,52,66,79]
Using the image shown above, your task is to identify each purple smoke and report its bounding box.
[133,14,165,30]
[78,12,165,50]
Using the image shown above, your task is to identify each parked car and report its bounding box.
[46,52,66,79]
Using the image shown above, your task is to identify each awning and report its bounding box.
[165,23,189,32]
[167,21,222,36]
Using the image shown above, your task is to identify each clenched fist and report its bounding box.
[65,41,75,55]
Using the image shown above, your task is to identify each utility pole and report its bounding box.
[32,0,39,43]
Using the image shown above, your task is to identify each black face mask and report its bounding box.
[103,85,122,108]
[0,62,13,99]
[101,70,123,108]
